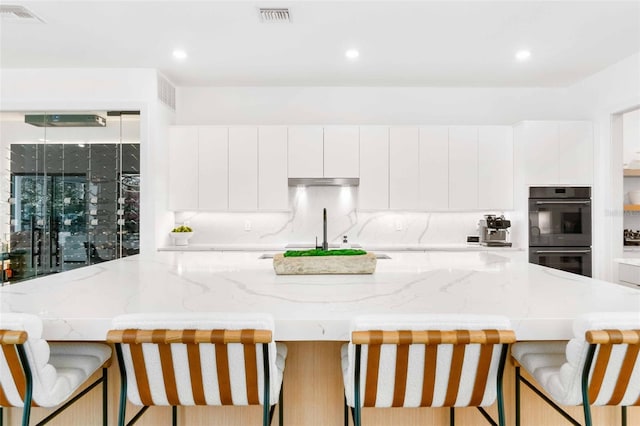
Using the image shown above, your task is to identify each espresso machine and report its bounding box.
[478,214,512,247]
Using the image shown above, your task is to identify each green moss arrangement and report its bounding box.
[171,225,193,232]
[283,249,367,257]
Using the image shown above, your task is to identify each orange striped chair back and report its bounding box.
[1,313,111,426]
[107,313,287,426]
[351,328,515,408]
[0,329,30,408]
[512,312,640,426]
[342,314,514,426]
[107,327,275,406]
[584,329,640,406]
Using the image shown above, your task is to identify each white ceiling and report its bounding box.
[1,1,639,87]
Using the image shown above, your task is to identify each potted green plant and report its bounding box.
[170,225,194,246]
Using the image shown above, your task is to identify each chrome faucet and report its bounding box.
[322,208,328,250]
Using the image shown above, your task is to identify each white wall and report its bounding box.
[0,68,176,254]
[176,86,580,125]
[565,52,640,279]
[623,109,640,167]
[622,109,640,239]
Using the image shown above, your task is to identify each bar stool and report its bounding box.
[107,312,287,426]
[0,312,111,426]
[512,312,640,426]
[341,314,515,426]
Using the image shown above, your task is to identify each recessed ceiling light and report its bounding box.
[345,49,359,60]
[515,50,531,61]
[172,49,187,60]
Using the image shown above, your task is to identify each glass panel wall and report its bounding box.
[0,111,140,284]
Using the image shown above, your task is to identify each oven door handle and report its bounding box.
[533,249,591,254]
[534,200,591,205]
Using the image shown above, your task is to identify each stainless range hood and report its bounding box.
[288,177,359,186]
[25,114,107,127]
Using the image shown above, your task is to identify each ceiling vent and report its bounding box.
[0,5,44,23]
[258,8,290,23]
[157,75,176,110]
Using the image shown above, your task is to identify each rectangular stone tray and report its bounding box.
[273,252,377,275]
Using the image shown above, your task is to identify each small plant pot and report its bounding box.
[170,232,194,246]
[630,191,640,205]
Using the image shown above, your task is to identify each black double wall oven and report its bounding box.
[529,187,592,277]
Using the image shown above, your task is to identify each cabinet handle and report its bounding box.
[534,249,591,254]
[535,200,590,205]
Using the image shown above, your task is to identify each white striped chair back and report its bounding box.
[343,314,515,408]
[569,312,640,406]
[108,313,283,407]
[0,313,56,408]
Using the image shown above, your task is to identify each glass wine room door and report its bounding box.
[0,111,140,284]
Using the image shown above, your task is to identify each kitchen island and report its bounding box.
[1,250,638,341]
[1,250,639,426]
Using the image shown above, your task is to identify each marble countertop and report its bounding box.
[1,251,638,342]
[615,258,640,266]
[158,243,522,252]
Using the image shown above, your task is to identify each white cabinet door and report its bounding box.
[518,121,593,185]
[478,126,513,210]
[558,121,593,185]
[258,126,288,210]
[324,126,359,178]
[198,127,228,210]
[389,126,420,210]
[359,126,389,210]
[520,121,559,185]
[168,126,198,211]
[449,126,479,210]
[288,126,323,178]
[419,126,449,210]
[228,127,258,210]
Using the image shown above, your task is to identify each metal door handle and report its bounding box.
[534,249,591,254]
[535,200,591,205]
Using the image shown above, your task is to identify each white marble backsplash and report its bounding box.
[173,187,517,247]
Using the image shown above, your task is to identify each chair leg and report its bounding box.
[515,366,520,426]
[344,396,349,426]
[115,344,127,426]
[582,403,593,426]
[622,406,627,426]
[354,405,361,426]
[102,368,108,426]
[278,384,284,426]
[22,402,31,426]
[172,406,177,426]
[450,407,455,426]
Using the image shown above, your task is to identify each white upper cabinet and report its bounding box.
[168,126,199,211]
[288,126,323,178]
[198,127,228,210]
[228,127,258,210]
[168,125,290,212]
[449,126,479,210]
[323,126,359,178]
[419,126,449,210]
[558,121,593,185]
[519,121,560,185]
[478,126,513,210]
[258,126,289,210]
[359,126,389,210]
[517,121,593,185]
[389,126,420,210]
